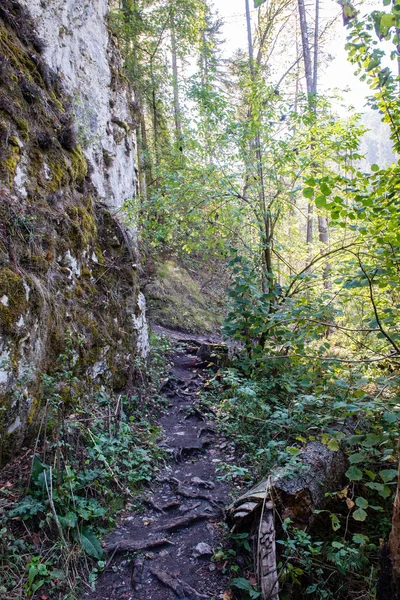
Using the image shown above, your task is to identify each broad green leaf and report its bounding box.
[355,497,368,509]
[349,452,366,464]
[371,163,380,171]
[353,508,367,521]
[77,528,103,559]
[366,482,392,498]
[303,187,314,199]
[353,534,369,545]
[379,469,398,483]
[380,13,395,30]
[315,195,327,208]
[327,438,339,451]
[384,412,398,424]
[346,466,363,481]
[320,182,332,196]
[59,512,78,528]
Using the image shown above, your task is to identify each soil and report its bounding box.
[85,328,238,600]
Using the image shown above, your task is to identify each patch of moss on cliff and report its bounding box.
[1,137,21,186]
[69,145,88,183]
[145,260,223,334]
[0,268,28,332]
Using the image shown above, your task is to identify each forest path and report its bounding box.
[85,329,236,600]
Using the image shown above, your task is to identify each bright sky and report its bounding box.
[214,0,373,112]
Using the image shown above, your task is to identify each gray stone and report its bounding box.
[192,542,213,558]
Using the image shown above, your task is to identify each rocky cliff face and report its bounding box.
[0,0,148,464]
[19,0,138,211]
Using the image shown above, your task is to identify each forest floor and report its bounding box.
[85,327,238,600]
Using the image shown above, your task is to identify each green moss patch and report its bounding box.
[0,268,28,332]
[145,260,223,334]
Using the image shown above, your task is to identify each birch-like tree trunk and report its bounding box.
[170,17,183,149]
[297,0,331,286]
[245,0,273,289]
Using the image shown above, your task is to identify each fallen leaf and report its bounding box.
[249,575,257,586]
[346,498,355,509]
[222,589,233,600]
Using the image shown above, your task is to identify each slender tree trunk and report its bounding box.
[377,439,400,599]
[298,0,314,254]
[245,0,255,76]
[298,0,331,286]
[245,0,272,290]
[122,0,150,202]
[312,0,330,288]
[150,59,161,168]
[171,18,183,150]
[297,0,313,95]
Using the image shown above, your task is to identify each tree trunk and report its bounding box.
[298,0,314,253]
[377,439,400,599]
[318,214,332,289]
[297,0,313,95]
[171,18,183,150]
[298,0,331,284]
[228,434,350,600]
[245,0,273,288]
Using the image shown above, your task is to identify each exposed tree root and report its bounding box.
[149,566,209,599]
[153,511,216,532]
[103,536,174,553]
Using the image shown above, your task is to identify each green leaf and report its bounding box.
[31,456,45,486]
[303,187,314,199]
[77,528,103,559]
[320,182,332,196]
[327,438,339,451]
[231,577,259,596]
[353,508,367,522]
[331,513,340,531]
[59,512,78,528]
[379,469,398,483]
[355,497,368,509]
[366,482,392,498]
[315,195,327,208]
[380,13,396,30]
[349,452,366,464]
[384,412,398,424]
[254,0,267,6]
[371,163,380,172]
[353,534,369,545]
[362,433,382,447]
[346,466,363,481]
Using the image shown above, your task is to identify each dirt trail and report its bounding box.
[85,330,236,600]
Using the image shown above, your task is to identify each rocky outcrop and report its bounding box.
[0,0,148,464]
[19,0,138,211]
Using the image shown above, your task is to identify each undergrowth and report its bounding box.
[0,331,171,600]
[206,354,400,600]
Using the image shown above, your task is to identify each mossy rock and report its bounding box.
[145,260,223,334]
[0,268,29,332]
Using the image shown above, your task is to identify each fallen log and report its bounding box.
[227,439,349,600]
